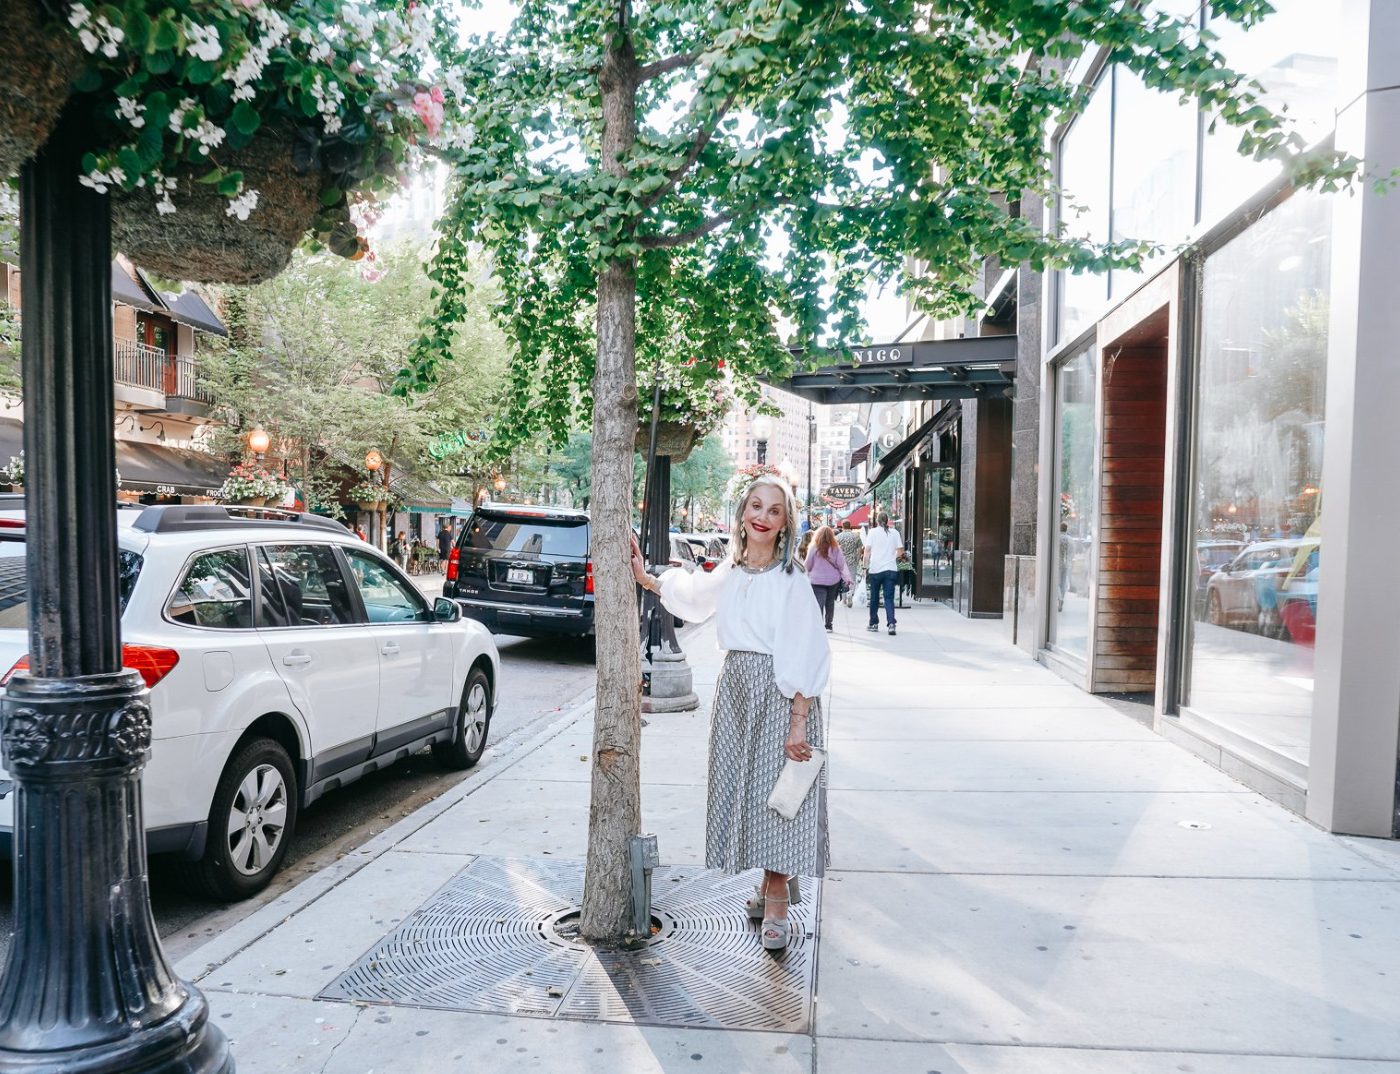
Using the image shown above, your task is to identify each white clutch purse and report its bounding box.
[767,749,826,820]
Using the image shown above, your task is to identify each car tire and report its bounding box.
[179,737,298,902]
[433,666,491,770]
[1207,591,1225,626]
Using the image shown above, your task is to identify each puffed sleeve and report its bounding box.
[657,560,732,623]
[772,569,831,699]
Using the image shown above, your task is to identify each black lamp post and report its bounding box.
[0,109,232,1073]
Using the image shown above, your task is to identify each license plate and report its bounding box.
[507,568,533,585]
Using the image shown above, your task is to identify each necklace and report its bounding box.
[739,557,779,596]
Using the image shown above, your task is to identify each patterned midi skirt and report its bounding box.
[706,650,828,878]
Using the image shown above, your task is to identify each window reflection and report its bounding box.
[1055,75,1111,343]
[1050,347,1097,657]
[1199,0,1341,225]
[1185,190,1330,769]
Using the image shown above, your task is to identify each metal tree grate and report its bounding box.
[320,856,819,1032]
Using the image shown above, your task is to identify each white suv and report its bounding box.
[0,504,500,900]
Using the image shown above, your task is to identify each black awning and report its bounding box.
[112,263,163,314]
[115,440,228,496]
[865,411,943,492]
[160,288,227,337]
[767,334,1016,404]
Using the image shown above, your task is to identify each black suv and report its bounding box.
[445,502,593,638]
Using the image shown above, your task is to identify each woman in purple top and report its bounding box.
[804,525,852,632]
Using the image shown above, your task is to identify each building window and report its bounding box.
[1049,344,1097,658]
[1054,73,1112,344]
[1183,188,1330,772]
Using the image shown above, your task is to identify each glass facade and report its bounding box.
[1049,346,1097,658]
[1184,190,1331,770]
[1199,0,1342,225]
[1054,76,1111,343]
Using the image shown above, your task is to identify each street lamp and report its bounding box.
[246,425,271,459]
[365,449,383,472]
[752,413,773,465]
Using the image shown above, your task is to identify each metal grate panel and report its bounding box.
[320,856,819,1032]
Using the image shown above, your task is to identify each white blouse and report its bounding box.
[657,560,831,700]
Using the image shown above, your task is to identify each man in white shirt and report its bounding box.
[864,512,903,635]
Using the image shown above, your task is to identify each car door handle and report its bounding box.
[380,643,400,656]
[282,651,313,667]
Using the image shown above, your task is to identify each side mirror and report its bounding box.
[434,596,462,623]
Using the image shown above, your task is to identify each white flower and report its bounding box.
[187,23,223,63]
[68,4,90,28]
[77,27,99,52]
[116,97,145,129]
[78,165,126,195]
[169,98,197,134]
[225,190,260,221]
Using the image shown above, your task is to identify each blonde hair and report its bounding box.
[730,474,801,573]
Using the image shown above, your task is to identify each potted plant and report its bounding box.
[12,1,450,283]
[347,479,387,512]
[634,375,730,464]
[0,0,84,177]
[218,461,287,506]
[0,451,24,492]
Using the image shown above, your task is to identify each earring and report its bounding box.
[739,524,746,539]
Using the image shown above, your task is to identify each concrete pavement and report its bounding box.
[176,597,1400,1072]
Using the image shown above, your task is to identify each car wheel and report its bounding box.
[1207,591,1225,626]
[433,666,491,770]
[180,737,297,901]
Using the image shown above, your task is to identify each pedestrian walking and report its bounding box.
[835,520,864,608]
[437,521,455,573]
[796,527,814,564]
[805,525,852,632]
[390,530,409,571]
[864,511,903,635]
[630,473,829,952]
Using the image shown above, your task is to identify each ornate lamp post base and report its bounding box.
[0,107,233,1073]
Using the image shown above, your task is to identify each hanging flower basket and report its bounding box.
[218,462,289,506]
[355,499,387,513]
[0,0,84,178]
[234,496,268,508]
[635,420,698,462]
[111,125,322,285]
[348,480,388,513]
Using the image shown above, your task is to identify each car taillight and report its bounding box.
[701,561,716,572]
[446,547,459,582]
[585,562,594,595]
[2,645,179,689]
[122,645,181,688]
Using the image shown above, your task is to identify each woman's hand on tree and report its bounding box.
[630,534,649,586]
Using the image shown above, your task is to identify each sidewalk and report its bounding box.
[177,597,1400,1073]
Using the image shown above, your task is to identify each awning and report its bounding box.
[159,288,228,337]
[112,263,164,314]
[767,335,1016,404]
[115,439,228,496]
[863,407,954,492]
[848,443,871,467]
[843,504,871,526]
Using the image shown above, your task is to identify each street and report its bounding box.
[0,605,598,966]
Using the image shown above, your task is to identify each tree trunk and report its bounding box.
[579,14,642,941]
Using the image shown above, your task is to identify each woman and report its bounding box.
[631,474,830,951]
[805,525,851,632]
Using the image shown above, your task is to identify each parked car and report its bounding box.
[445,502,594,639]
[1205,538,1319,639]
[0,504,499,900]
[668,533,701,573]
[1192,539,1245,616]
[679,532,729,572]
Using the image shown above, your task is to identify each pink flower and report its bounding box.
[429,85,444,104]
[411,91,443,138]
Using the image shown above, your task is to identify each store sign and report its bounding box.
[877,430,901,450]
[426,427,488,461]
[875,404,902,432]
[825,483,862,499]
[848,345,910,366]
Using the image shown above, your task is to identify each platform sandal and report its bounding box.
[760,895,791,951]
[745,876,802,919]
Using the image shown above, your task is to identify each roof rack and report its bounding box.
[132,504,352,535]
[475,500,588,519]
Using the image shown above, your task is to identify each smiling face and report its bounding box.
[740,482,789,561]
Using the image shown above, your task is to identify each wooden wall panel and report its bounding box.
[1092,343,1167,694]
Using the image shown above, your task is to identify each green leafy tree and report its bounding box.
[411,0,1358,939]
[670,435,735,527]
[200,241,505,531]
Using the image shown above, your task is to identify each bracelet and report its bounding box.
[789,709,809,721]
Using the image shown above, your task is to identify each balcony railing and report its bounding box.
[113,340,214,404]
[113,338,166,394]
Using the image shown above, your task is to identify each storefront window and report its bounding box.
[1199,0,1342,226]
[1184,190,1330,770]
[1054,75,1111,343]
[1049,346,1097,657]
[1109,66,1198,296]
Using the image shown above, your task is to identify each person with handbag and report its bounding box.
[805,525,852,632]
[630,473,830,952]
[835,520,865,608]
